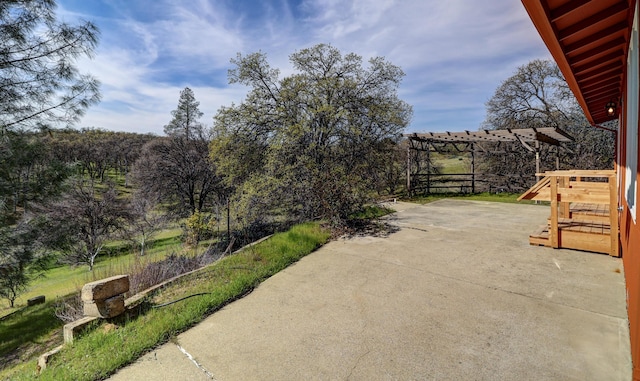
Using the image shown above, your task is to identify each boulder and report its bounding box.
[83,294,125,318]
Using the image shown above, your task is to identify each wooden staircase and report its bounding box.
[519,170,619,257]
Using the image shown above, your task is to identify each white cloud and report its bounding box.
[146,2,244,70]
[57,0,553,135]
[302,0,396,40]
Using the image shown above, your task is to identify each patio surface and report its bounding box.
[109,199,631,381]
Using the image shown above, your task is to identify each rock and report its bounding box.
[103,323,118,333]
[81,275,129,302]
[27,295,45,306]
[83,294,125,318]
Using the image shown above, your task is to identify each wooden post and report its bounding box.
[471,144,476,193]
[426,144,431,194]
[406,145,411,196]
[559,175,570,218]
[555,145,560,170]
[550,175,559,248]
[227,197,231,246]
[535,140,541,183]
[609,173,620,257]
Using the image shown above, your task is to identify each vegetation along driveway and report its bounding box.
[110,199,630,381]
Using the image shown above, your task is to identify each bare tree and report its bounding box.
[132,136,223,217]
[128,191,167,256]
[480,59,614,188]
[43,179,131,270]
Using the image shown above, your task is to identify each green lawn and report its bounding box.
[432,154,471,174]
[0,228,184,318]
[0,225,224,376]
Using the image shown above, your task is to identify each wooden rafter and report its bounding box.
[405,127,573,146]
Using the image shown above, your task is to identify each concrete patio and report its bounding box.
[110,199,630,381]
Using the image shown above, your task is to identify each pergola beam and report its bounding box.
[405,127,573,146]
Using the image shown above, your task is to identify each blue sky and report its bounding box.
[56,0,551,135]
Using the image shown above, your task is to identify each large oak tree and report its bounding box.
[211,44,412,225]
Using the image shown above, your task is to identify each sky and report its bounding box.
[56,0,552,136]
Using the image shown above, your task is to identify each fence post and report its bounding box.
[406,145,411,196]
[471,144,475,193]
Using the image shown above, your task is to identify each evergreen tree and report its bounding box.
[163,87,205,140]
[0,0,101,131]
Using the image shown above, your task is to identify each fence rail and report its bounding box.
[409,173,533,195]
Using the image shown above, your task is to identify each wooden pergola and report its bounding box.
[404,127,574,195]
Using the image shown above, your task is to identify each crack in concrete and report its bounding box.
[346,346,371,380]
[175,343,217,380]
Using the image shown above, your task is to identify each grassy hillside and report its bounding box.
[2,222,331,381]
[0,228,185,318]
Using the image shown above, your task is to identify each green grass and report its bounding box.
[432,154,471,174]
[2,222,331,381]
[0,303,61,371]
[0,228,190,376]
[0,229,185,318]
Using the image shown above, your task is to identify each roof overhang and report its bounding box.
[521,0,635,125]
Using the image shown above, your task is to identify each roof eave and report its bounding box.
[521,0,596,125]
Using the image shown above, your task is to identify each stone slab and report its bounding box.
[83,294,125,318]
[37,345,63,373]
[27,295,45,306]
[63,316,99,344]
[81,275,129,302]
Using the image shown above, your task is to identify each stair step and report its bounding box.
[529,225,550,247]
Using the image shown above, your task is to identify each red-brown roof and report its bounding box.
[522,0,635,125]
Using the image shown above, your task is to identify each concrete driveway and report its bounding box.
[110,199,630,381]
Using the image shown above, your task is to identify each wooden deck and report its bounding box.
[519,170,619,257]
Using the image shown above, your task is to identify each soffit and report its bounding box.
[522,0,634,125]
